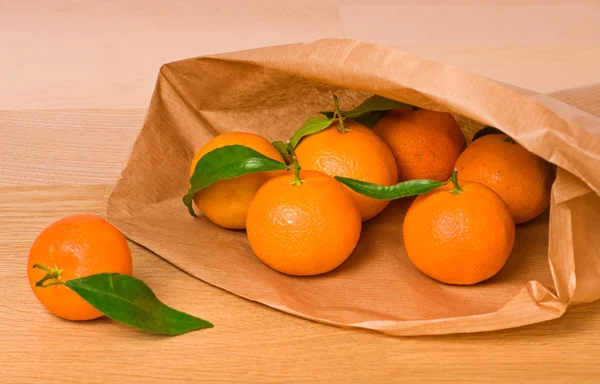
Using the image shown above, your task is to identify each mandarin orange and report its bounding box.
[455,133,555,224]
[246,170,362,276]
[295,121,398,221]
[403,174,515,285]
[373,108,466,181]
[27,214,133,320]
[190,132,285,229]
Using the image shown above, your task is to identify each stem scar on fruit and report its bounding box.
[333,95,349,133]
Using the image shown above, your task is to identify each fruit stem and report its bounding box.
[449,168,463,195]
[286,141,304,186]
[32,263,65,288]
[504,136,516,144]
[333,95,348,133]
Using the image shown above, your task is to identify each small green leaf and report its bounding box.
[183,145,288,217]
[65,273,213,336]
[472,126,505,142]
[320,110,385,127]
[335,176,444,200]
[321,94,413,122]
[289,116,334,148]
[343,95,413,119]
[350,110,388,128]
[272,141,293,165]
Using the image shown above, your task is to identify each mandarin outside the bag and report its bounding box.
[27,214,133,320]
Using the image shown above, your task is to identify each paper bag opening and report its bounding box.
[106,38,600,335]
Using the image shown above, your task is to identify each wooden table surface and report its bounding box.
[2,1,600,383]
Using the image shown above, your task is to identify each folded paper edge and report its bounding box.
[192,38,600,196]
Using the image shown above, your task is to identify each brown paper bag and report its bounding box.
[106,38,600,335]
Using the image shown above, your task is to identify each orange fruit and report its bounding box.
[403,177,515,285]
[246,170,362,276]
[373,108,467,181]
[27,214,133,320]
[295,121,398,221]
[190,131,285,229]
[455,133,555,224]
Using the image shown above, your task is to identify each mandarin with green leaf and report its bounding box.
[295,120,398,222]
[189,132,285,229]
[27,214,133,320]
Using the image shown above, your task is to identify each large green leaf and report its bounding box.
[183,145,287,217]
[335,176,444,200]
[289,116,334,148]
[66,273,213,336]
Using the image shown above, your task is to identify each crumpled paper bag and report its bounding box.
[106,38,600,335]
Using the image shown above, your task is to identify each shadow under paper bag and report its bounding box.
[106,38,600,336]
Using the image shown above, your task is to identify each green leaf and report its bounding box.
[320,110,385,128]
[272,140,293,165]
[343,95,413,119]
[289,116,334,148]
[65,273,213,336]
[183,145,288,217]
[321,95,413,122]
[350,110,388,128]
[472,126,505,142]
[335,176,444,200]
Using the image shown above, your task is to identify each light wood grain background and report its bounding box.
[2,1,600,383]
